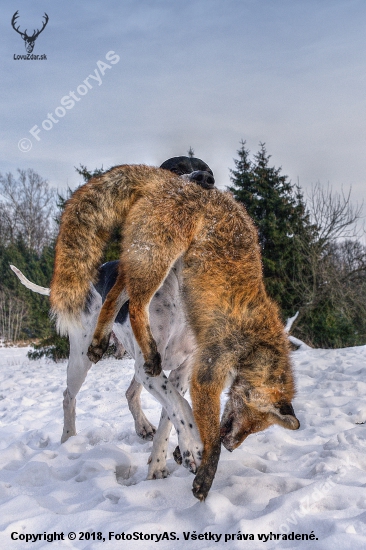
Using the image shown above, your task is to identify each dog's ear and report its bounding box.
[269,402,300,430]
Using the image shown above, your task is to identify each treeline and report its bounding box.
[0,169,55,343]
[1,145,366,354]
[229,142,366,347]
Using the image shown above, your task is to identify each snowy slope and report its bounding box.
[1,344,366,549]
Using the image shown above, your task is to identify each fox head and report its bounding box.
[220,380,300,451]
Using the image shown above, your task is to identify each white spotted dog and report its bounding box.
[11,258,200,479]
[10,156,215,479]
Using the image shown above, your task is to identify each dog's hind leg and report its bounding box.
[62,327,93,443]
[146,362,191,479]
[146,409,171,479]
[62,289,102,443]
[126,375,156,440]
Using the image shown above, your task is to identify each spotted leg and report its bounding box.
[135,358,202,476]
[146,362,191,479]
[62,290,101,443]
[126,375,156,440]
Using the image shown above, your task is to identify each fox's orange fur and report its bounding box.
[52,164,300,501]
[51,165,181,334]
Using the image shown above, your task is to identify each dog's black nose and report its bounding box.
[189,170,215,189]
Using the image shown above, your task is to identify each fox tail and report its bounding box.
[50,164,170,335]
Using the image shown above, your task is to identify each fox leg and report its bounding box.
[125,245,188,376]
[190,357,230,501]
[88,265,128,363]
[128,294,163,376]
[88,266,165,375]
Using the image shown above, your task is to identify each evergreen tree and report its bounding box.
[229,141,316,319]
[74,164,105,182]
[0,237,53,340]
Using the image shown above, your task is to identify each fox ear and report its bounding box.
[270,402,300,430]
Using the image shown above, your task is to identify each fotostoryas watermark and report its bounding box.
[18,51,120,152]
[9,529,319,544]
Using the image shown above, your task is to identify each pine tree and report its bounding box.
[229,141,316,319]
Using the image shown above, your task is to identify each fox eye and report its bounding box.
[275,402,296,416]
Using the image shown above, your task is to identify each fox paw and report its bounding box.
[87,336,110,363]
[143,352,162,376]
[192,466,213,501]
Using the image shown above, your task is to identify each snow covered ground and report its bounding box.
[1,344,366,549]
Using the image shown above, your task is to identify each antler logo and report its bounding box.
[11,11,49,54]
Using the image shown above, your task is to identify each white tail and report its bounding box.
[284,311,299,333]
[10,264,50,296]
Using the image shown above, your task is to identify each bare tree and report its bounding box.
[292,183,364,300]
[0,201,17,244]
[0,289,27,343]
[308,182,363,245]
[289,182,366,345]
[0,169,56,253]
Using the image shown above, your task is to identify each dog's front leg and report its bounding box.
[146,362,191,479]
[135,362,202,474]
[146,408,171,479]
[126,375,156,440]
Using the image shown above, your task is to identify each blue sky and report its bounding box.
[2,0,366,207]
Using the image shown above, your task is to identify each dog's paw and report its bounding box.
[146,467,170,480]
[136,422,156,441]
[143,351,162,376]
[173,445,182,465]
[87,337,110,364]
[60,428,76,444]
[175,443,202,474]
[146,455,169,480]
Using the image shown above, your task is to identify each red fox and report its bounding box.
[51,164,299,501]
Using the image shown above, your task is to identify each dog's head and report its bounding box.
[160,156,215,189]
[220,379,300,451]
